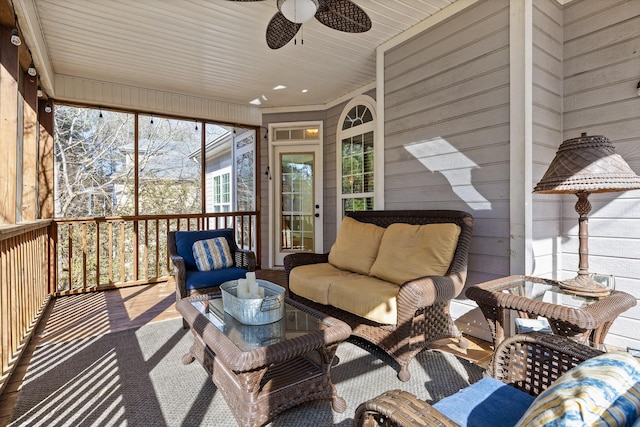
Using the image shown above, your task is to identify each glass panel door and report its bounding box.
[280,153,315,252]
[273,145,322,266]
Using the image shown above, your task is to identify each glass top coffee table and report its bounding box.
[465,275,636,349]
[176,293,352,427]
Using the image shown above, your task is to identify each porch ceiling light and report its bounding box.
[277,0,318,23]
[533,132,640,297]
[28,61,37,77]
[10,28,21,46]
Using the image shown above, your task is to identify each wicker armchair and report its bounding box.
[168,229,256,302]
[353,332,604,426]
[285,210,473,381]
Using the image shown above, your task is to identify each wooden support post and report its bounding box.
[22,71,38,221]
[0,25,19,224]
[38,100,55,219]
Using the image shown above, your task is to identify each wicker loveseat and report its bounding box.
[284,210,473,381]
[168,229,256,302]
[354,332,614,427]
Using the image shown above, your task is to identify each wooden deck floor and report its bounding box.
[0,270,493,426]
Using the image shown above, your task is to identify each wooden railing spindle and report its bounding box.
[120,222,125,283]
[0,221,51,395]
[108,222,113,285]
[96,222,101,288]
[68,224,73,291]
[82,223,87,290]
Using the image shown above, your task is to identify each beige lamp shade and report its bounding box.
[534,133,640,297]
[534,133,640,194]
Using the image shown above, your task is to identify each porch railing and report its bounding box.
[0,212,257,393]
[0,220,52,394]
[52,212,258,295]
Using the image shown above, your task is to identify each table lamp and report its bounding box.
[533,133,640,297]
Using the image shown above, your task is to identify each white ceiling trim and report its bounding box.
[54,74,262,126]
[15,0,55,97]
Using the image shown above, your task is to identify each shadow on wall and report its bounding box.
[402,136,496,342]
[404,137,492,211]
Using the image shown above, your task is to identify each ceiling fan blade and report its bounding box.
[314,0,371,33]
[266,11,301,49]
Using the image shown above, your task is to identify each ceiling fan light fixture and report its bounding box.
[277,0,318,24]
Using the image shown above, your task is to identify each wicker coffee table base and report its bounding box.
[183,329,346,426]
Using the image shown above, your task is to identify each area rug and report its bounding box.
[9,318,484,426]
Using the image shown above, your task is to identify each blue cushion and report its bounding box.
[185,267,247,291]
[516,351,640,427]
[175,229,235,269]
[433,377,535,427]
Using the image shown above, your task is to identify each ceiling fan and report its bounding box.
[224,0,372,49]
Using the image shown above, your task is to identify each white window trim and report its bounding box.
[209,166,232,212]
[336,95,379,230]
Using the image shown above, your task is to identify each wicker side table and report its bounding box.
[465,275,636,348]
[177,294,352,427]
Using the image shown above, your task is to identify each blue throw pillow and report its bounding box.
[516,351,640,427]
[192,237,233,271]
[175,229,235,269]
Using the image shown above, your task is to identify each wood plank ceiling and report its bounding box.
[13,0,457,109]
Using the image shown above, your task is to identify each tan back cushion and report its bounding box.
[328,217,386,275]
[369,223,461,285]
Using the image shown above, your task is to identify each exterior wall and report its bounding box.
[322,101,343,246]
[531,0,564,278]
[384,0,511,283]
[382,0,511,338]
[561,0,640,349]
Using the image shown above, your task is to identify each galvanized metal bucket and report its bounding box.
[220,279,285,325]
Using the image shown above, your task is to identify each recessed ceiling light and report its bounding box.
[261,94,268,101]
[273,85,287,90]
[249,98,261,105]
[301,89,308,93]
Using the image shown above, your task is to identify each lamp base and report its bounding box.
[559,274,611,298]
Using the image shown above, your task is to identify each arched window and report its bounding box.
[336,95,376,221]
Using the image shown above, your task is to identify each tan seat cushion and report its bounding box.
[289,263,355,305]
[328,217,385,275]
[328,275,399,324]
[369,223,461,285]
